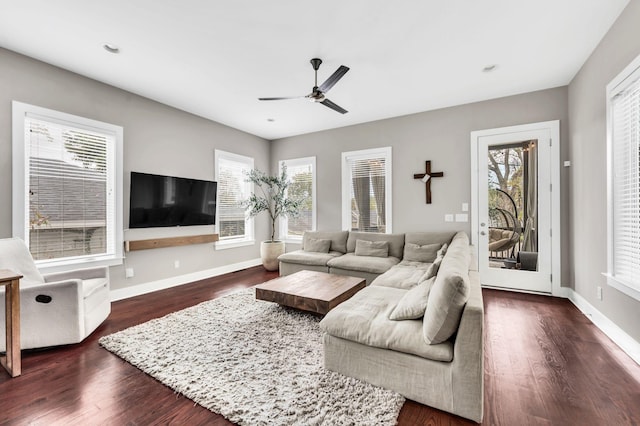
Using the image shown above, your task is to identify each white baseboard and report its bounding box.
[567,289,640,365]
[110,258,262,302]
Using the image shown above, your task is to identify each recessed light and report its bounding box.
[103,43,120,54]
[482,64,497,73]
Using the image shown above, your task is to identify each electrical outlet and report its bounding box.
[444,214,454,222]
[462,203,469,212]
[597,286,603,300]
[125,268,134,278]
[174,260,180,269]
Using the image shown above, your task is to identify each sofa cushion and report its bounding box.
[355,239,388,257]
[302,231,349,253]
[403,242,441,263]
[304,238,331,253]
[423,231,471,344]
[278,250,342,267]
[389,276,435,320]
[327,253,400,275]
[319,285,453,361]
[346,232,405,259]
[371,263,428,289]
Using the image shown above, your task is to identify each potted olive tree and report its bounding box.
[243,165,303,271]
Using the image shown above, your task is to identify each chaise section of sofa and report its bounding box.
[319,231,484,423]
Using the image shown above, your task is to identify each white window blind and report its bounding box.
[215,150,254,244]
[606,54,640,301]
[342,147,392,233]
[279,157,316,240]
[12,101,123,269]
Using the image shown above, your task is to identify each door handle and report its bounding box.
[480,222,486,227]
[480,231,486,236]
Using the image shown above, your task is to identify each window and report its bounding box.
[341,147,392,233]
[279,157,316,241]
[215,150,254,248]
[12,101,123,270]
[606,53,640,301]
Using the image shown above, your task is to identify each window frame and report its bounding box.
[605,52,640,302]
[341,147,392,233]
[214,149,255,250]
[278,156,317,243]
[11,101,124,272]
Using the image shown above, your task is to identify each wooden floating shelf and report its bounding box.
[124,234,219,252]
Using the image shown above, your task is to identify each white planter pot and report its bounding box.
[260,240,285,271]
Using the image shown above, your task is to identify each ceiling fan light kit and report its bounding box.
[259,58,350,114]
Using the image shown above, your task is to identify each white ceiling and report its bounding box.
[0,0,630,140]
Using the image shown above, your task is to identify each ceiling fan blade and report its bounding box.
[258,96,304,101]
[320,98,348,114]
[318,65,350,93]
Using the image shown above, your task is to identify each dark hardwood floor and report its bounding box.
[1,266,639,425]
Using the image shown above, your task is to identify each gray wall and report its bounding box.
[5,0,640,346]
[271,87,571,285]
[0,48,271,291]
[568,0,640,342]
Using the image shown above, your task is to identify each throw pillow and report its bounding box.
[403,242,441,263]
[304,238,331,253]
[388,277,436,320]
[419,253,445,283]
[423,271,470,345]
[437,243,448,257]
[354,239,389,257]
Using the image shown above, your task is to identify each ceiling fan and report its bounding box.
[259,58,350,114]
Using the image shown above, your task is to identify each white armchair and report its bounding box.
[0,238,111,351]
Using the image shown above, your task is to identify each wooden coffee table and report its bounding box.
[255,270,365,315]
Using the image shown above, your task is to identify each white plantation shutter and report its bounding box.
[279,157,316,239]
[12,102,123,268]
[215,150,254,243]
[607,55,640,300]
[342,147,392,233]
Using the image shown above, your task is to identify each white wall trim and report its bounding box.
[567,288,640,365]
[470,120,561,295]
[110,257,262,301]
[278,156,317,240]
[341,146,393,232]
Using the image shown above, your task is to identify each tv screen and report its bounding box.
[129,172,217,228]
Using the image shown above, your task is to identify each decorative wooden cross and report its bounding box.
[413,161,444,204]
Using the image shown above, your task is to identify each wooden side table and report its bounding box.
[0,269,22,377]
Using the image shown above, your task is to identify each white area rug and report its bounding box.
[99,288,405,425]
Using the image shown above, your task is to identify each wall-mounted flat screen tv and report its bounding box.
[129,172,217,228]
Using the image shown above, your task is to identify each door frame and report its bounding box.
[470,120,562,296]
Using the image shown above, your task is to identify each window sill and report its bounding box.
[215,239,255,250]
[603,272,640,302]
[281,237,303,245]
[37,255,123,274]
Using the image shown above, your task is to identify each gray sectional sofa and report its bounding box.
[277,230,484,423]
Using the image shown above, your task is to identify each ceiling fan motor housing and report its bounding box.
[310,58,322,70]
